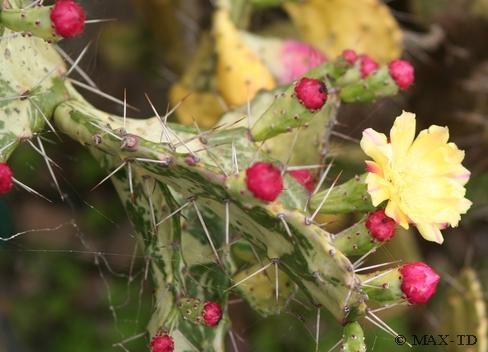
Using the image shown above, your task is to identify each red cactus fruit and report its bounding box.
[245,162,283,202]
[50,0,86,38]
[360,55,379,78]
[150,334,174,352]
[0,163,13,194]
[342,49,358,64]
[389,59,415,90]
[289,169,315,193]
[400,262,440,304]
[294,77,328,111]
[280,40,327,85]
[365,209,396,241]
[202,301,222,327]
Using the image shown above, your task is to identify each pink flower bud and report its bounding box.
[400,262,440,304]
[50,0,86,38]
[246,162,283,202]
[0,163,13,194]
[289,169,315,192]
[150,334,174,352]
[389,59,415,90]
[342,49,358,64]
[360,55,379,78]
[294,77,328,111]
[365,209,396,241]
[202,301,222,327]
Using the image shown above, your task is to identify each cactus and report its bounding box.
[0,1,472,351]
[443,268,487,352]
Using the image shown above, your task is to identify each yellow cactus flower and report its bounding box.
[360,111,472,244]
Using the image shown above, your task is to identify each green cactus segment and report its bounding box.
[333,217,381,257]
[0,6,61,42]
[310,174,375,214]
[358,267,403,304]
[233,262,296,316]
[53,99,366,322]
[250,65,332,141]
[340,66,399,103]
[0,28,69,160]
[341,321,367,352]
[178,297,207,326]
[95,150,229,351]
[443,268,487,352]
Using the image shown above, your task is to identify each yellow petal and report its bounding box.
[416,223,444,244]
[390,111,416,159]
[385,201,409,229]
[360,128,391,168]
[365,173,390,206]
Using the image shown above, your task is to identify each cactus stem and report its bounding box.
[90,161,126,191]
[226,261,273,291]
[12,177,52,202]
[192,200,223,265]
[28,97,61,139]
[155,199,189,226]
[307,170,342,224]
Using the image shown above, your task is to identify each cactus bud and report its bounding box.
[294,78,328,111]
[202,301,222,327]
[50,0,86,38]
[246,162,283,202]
[400,262,440,304]
[388,59,415,90]
[150,334,174,352]
[365,209,396,241]
[360,55,379,78]
[0,163,13,194]
[342,49,358,64]
[289,169,315,192]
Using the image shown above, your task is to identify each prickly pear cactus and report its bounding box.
[0,1,473,352]
[443,268,487,352]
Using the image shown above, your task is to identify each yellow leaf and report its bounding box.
[284,0,402,63]
[214,10,276,107]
